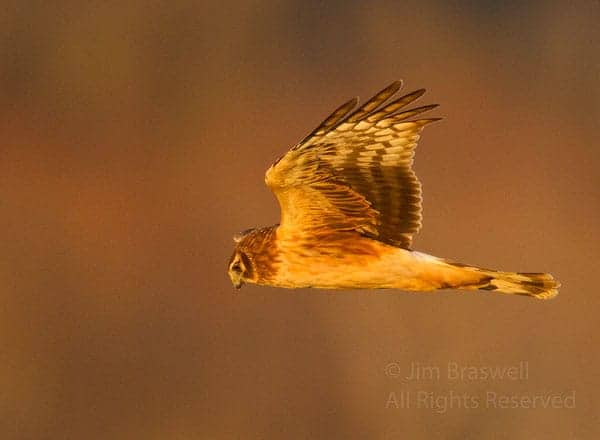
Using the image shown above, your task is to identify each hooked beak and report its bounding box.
[228,270,244,291]
[230,275,243,290]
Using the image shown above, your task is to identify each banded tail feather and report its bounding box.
[478,271,559,299]
[448,262,560,300]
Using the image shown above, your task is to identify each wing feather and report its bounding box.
[346,81,403,123]
[366,88,426,122]
[265,81,440,248]
[296,98,358,147]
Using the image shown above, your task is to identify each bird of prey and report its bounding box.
[227,81,559,299]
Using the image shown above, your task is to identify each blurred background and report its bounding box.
[1,0,599,438]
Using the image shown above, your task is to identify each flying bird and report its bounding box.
[227,81,559,299]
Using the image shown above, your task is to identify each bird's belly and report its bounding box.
[271,240,434,290]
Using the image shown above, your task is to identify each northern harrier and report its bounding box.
[227,81,559,299]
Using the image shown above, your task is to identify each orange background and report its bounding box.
[1,1,599,438]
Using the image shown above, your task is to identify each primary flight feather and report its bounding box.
[227,81,559,299]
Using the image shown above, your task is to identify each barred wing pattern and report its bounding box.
[265,81,440,249]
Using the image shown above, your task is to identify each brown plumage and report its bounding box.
[227,81,560,299]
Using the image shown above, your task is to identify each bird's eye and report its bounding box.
[232,262,242,273]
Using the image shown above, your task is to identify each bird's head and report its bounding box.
[227,229,257,289]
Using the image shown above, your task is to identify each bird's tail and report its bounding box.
[447,262,560,300]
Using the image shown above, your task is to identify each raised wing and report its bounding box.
[265,81,440,249]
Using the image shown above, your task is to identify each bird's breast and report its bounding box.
[268,232,407,289]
